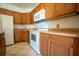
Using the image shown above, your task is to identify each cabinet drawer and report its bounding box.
[50,35,74,47]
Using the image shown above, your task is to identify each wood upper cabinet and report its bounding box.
[0,8,2,14]
[30,12,34,23]
[64,3,75,14]
[26,13,31,24]
[45,3,55,20]
[0,8,7,15]
[40,32,50,56]
[14,12,22,24]
[0,8,14,16]
[77,3,79,12]
[21,13,27,24]
[21,13,31,24]
[6,9,14,16]
[55,3,65,16]
[55,3,76,17]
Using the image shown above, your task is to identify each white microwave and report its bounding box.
[34,9,45,22]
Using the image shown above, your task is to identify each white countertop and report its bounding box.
[41,31,79,38]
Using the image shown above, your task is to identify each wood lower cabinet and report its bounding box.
[14,29,30,43]
[40,32,79,56]
[0,33,6,56]
[50,41,70,56]
[21,30,30,42]
[40,33,50,56]
[14,29,21,43]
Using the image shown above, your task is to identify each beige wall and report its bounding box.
[33,15,79,29]
[47,15,79,28]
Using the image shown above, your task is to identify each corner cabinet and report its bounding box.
[40,32,79,56]
[21,13,31,24]
[20,30,30,42]
[14,29,30,43]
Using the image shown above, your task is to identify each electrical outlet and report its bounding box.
[56,24,60,29]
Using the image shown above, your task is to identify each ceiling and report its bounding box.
[0,3,39,13]
[8,3,39,9]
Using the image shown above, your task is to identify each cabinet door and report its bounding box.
[50,41,70,56]
[30,12,34,23]
[26,13,31,24]
[40,38,48,56]
[77,4,79,12]
[21,30,27,41]
[14,29,21,43]
[20,30,29,42]
[6,10,14,16]
[2,9,6,15]
[21,13,27,24]
[55,3,65,16]
[0,39,6,56]
[26,31,30,43]
[45,3,55,20]
[0,8,2,14]
[14,12,22,24]
[40,33,50,56]
[64,3,75,14]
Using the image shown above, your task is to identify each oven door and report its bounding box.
[30,32,38,47]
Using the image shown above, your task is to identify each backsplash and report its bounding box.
[14,25,26,29]
[33,15,79,29]
[48,15,79,28]
[14,15,79,29]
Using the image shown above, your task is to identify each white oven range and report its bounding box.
[30,30,40,54]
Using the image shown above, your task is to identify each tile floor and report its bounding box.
[6,42,37,56]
